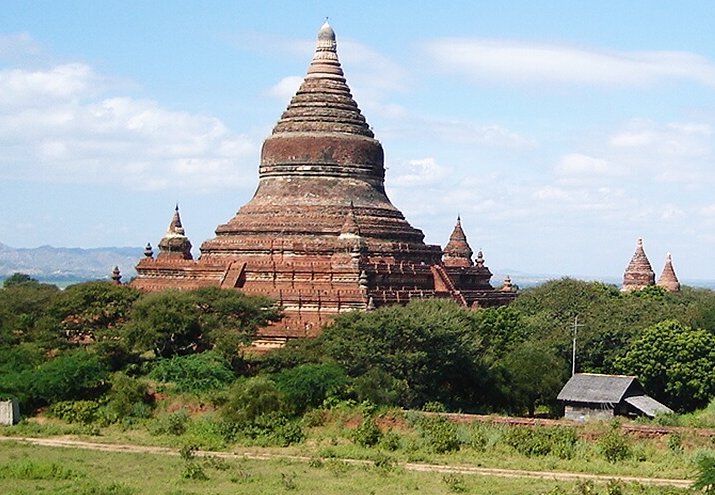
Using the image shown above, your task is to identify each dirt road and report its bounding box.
[0,435,693,488]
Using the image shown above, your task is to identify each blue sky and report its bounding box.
[2,1,715,281]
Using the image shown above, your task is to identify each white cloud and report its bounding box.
[0,64,257,192]
[0,63,99,106]
[554,153,622,179]
[422,39,715,87]
[0,33,42,59]
[391,157,450,187]
[610,120,713,157]
[266,76,303,101]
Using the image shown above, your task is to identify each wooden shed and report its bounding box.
[557,373,672,421]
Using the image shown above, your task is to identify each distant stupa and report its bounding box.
[622,238,655,292]
[656,253,681,292]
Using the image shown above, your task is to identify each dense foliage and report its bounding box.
[2,273,715,418]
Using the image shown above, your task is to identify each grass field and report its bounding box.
[2,405,712,494]
[0,439,693,495]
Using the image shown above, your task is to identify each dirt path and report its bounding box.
[0,435,693,489]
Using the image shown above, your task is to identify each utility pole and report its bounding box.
[572,315,585,376]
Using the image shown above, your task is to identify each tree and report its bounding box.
[3,272,39,288]
[615,320,715,411]
[124,288,280,359]
[273,363,348,414]
[0,276,61,349]
[190,287,281,360]
[288,298,491,409]
[124,290,201,357]
[51,281,141,342]
[500,342,568,416]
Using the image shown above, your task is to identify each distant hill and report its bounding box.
[0,242,140,286]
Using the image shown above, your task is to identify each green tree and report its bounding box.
[124,290,202,357]
[289,299,490,408]
[273,363,348,414]
[0,276,61,349]
[189,287,281,360]
[50,281,140,342]
[3,272,39,288]
[615,320,715,411]
[500,342,568,416]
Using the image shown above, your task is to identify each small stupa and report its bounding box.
[622,238,656,292]
[656,253,681,292]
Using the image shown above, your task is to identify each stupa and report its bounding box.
[621,238,656,292]
[132,22,516,346]
[656,253,680,292]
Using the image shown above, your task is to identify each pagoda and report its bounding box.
[656,253,680,292]
[132,22,516,346]
[621,238,656,292]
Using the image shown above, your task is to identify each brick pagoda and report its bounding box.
[132,22,516,347]
[621,237,656,292]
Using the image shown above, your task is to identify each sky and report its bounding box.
[2,1,715,282]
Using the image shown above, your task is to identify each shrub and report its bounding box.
[379,429,403,451]
[503,426,578,459]
[241,414,304,447]
[351,416,382,447]
[151,409,191,436]
[104,373,153,422]
[418,416,460,454]
[598,424,631,463]
[149,351,235,393]
[26,350,109,406]
[220,376,284,425]
[48,400,102,425]
[442,473,468,493]
[181,462,208,481]
[692,451,715,493]
[273,363,348,415]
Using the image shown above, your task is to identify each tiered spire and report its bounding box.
[622,237,655,292]
[158,205,193,260]
[271,21,372,137]
[443,216,474,267]
[657,253,681,292]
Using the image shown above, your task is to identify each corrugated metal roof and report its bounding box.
[624,395,673,417]
[557,373,639,404]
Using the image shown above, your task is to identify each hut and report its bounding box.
[557,373,672,421]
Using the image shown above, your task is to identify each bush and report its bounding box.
[149,351,235,393]
[692,451,715,493]
[273,363,348,415]
[351,416,382,447]
[418,416,460,454]
[220,376,284,425]
[27,350,109,406]
[104,373,153,422]
[48,400,102,425]
[241,414,305,447]
[598,424,631,463]
[503,426,579,459]
[150,409,191,436]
